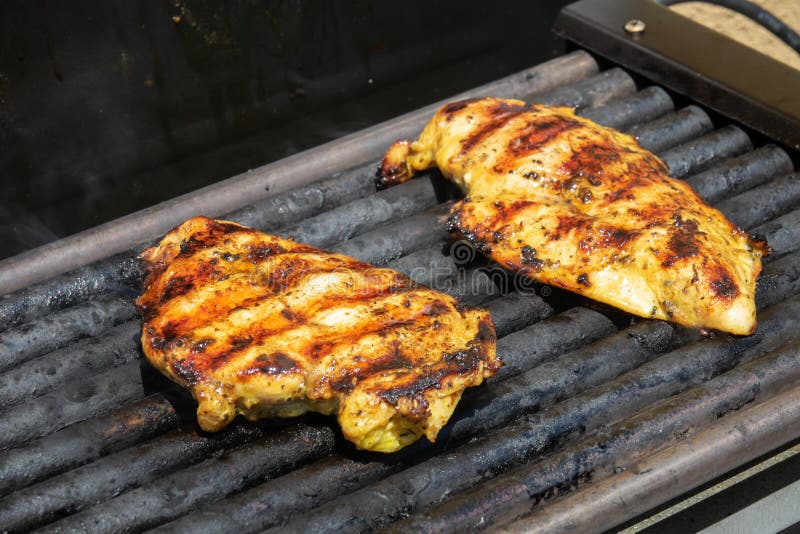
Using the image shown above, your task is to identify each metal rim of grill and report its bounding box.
[0,50,799,533]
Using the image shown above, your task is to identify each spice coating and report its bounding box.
[136,216,499,452]
[377,97,767,334]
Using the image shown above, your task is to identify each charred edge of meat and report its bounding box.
[747,232,771,257]
[376,140,412,189]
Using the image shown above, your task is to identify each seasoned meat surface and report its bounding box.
[377,97,767,335]
[136,216,498,452]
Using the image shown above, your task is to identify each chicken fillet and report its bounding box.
[377,97,767,335]
[136,216,498,452]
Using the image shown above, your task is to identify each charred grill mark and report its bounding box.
[599,227,638,248]
[171,358,202,385]
[231,336,253,350]
[161,320,183,340]
[190,337,215,354]
[280,308,302,321]
[520,246,538,265]
[441,98,481,120]
[493,117,581,173]
[423,300,453,317]
[709,268,740,300]
[449,199,536,256]
[156,260,221,307]
[556,214,594,237]
[376,369,448,406]
[459,101,528,155]
[329,344,416,393]
[372,318,495,406]
[558,141,622,184]
[443,345,484,374]
[247,244,286,263]
[199,284,427,371]
[175,220,251,258]
[581,226,638,254]
[162,275,193,302]
[662,214,704,267]
[476,316,497,345]
[239,352,299,377]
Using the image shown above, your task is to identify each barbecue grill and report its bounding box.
[2,1,800,532]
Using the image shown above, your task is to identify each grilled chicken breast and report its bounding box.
[377,97,767,335]
[136,216,498,452]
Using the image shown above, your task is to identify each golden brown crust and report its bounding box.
[136,216,499,452]
[377,97,766,335]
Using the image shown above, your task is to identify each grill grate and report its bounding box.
[0,50,799,532]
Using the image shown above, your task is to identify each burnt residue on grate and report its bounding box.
[0,51,799,533]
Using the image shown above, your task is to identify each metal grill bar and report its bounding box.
[330,205,449,264]
[0,361,150,450]
[0,294,135,371]
[686,145,793,203]
[629,106,712,153]
[0,320,141,410]
[532,68,636,109]
[151,454,400,533]
[661,125,753,178]
[0,424,325,533]
[506,356,800,533]
[278,177,438,247]
[717,173,800,229]
[224,163,377,231]
[0,252,142,333]
[277,294,800,533]
[756,250,800,309]
[581,86,673,129]
[0,395,178,496]
[408,340,800,532]
[0,53,795,533]
[43,425,337,533]
[753,208,800,263]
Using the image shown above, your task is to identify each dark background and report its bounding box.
[0,0,570,259]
